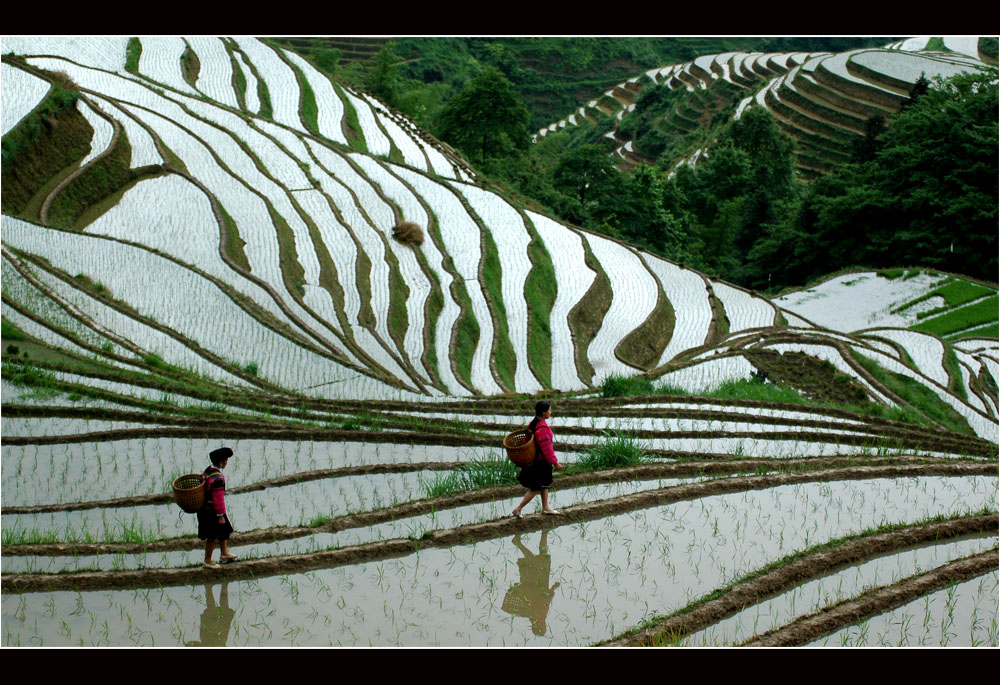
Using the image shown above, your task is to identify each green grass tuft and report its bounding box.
[575,431,648,470]
[941,343,969,401]
[948,323,999,340]
[334,83,366,152]
[601,374,654,397]
[850,350,974,435]
[524,224,556,388]
[257,78,273,120]
[1,319,27,341]
[306,514,331,527]
[290,61,319,135]
[421,451,518,497]
[481,228,517,391]
[893,278,995,315]
[708,378,809,404]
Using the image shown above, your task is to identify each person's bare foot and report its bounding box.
[512,509,523,519]
[542,509,560,515]
[219,553,238,563]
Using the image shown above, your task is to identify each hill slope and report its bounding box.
[1,36,996,443]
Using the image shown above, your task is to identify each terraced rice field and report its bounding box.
[534,38,996,178]
[2,36,997,647]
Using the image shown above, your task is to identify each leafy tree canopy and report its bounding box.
[434,67,530,165]
[800,71,998,282]
[552,143,619,205]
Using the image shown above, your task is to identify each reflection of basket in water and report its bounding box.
[503,428,535,467]
[172,474,205,513]
[501,585,532,617]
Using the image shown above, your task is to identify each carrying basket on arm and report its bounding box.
[504,428,536,467]
[172,474,206,513]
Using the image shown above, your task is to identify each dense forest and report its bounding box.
[278,37,998,292]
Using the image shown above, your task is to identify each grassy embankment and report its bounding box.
[522,214,556,389]
[1,75,89,219]
[480,228,517,391]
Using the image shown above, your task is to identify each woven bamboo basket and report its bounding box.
[503,428,536,467]
[172,474,205,513]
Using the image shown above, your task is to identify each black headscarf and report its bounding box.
[209,447,233,466]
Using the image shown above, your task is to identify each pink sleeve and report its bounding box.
[210,476,226,515]
[535,425,557,464]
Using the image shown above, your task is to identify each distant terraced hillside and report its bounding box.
[534,37,997,179]
[775,269,999,339]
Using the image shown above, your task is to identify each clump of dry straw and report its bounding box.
[392,221,424,246]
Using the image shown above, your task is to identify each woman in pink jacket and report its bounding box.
[198,447,237,569]
[512,401,565,518]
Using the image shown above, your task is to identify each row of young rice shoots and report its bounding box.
[2,470,433,548]
[4,475,716,575]
[808,571,998,647]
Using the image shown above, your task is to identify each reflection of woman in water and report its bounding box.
[501,531,560,636]
[185,582,236,647]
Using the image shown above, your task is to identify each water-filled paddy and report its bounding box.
[3,475,995,646]
[1,439,495,507]
[682,535,999,646]
[2,470,437,544]
[2,476,713,572]
[808,571,999,647]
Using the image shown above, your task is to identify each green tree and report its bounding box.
[801,72,998,281]
[365,42,402,105]
[872,72,997,277]
[900,72,931,110]
[851,113,887,163]
[313,48,342,76]
[552,144,618,205]
[727,106,795,197]
[435,67,530,165]
[696,140,753,204]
